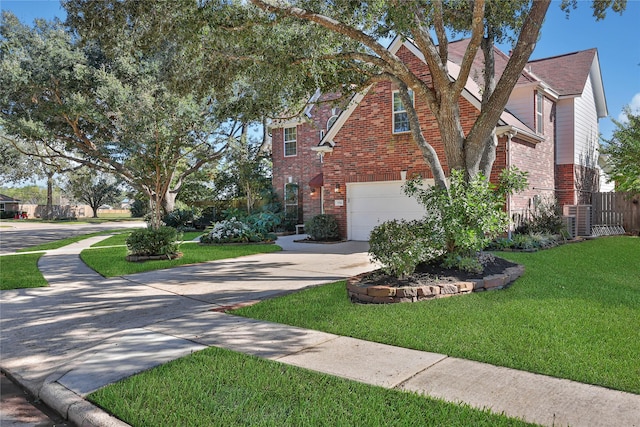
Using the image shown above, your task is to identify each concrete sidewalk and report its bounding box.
[2,234,639,427]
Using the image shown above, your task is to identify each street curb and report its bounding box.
[39,381,131,427]
[3,367,130,427]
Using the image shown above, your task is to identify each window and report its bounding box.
[284,127,297,157]
[393,90,414,133]
[536,91,544,134]
[327,115,338,130]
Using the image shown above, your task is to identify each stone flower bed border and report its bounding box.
[347,264,525,304]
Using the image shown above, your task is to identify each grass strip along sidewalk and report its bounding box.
[81,243,280,277]
[0,253,47,290]
[233,236,640,395]
[88,346,533,427]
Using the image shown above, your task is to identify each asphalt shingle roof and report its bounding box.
[446,39,596,96]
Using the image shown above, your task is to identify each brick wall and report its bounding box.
[271,96,342,225]
[272,44,559,238]
[555,163,600,207]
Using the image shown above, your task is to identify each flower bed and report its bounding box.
[347,259,525,304]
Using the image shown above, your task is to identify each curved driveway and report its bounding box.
[0,227,374,408]
[4,224,639,427]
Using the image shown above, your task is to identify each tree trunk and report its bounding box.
[162,190,177,215]
[91,202,100,218]
[45,172,54,220]
[479,32,498,178]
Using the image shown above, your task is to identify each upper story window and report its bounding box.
[536,91,544,134]
[284,127,297,157]
[393,90,414,134]
[327,115,338,130]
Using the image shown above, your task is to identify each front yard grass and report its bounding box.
[90,231,203,247]
[81,243,281,277]
[88,346,533,427]
[234,236,640,394]
[0,253,47,290]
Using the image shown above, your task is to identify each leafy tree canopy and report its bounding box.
[0,11,242,227]
[63,0,626,192]
[62,170,122,218]
[602,108,640,194]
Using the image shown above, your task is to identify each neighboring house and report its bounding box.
[270,36,608,240]
[0,194,21,216]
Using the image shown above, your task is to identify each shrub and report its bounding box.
[514,196,565,235]
[130,196,150,218]
[200,218,264,244]
[126,226,180,257]
[403,168,527,271]
[193,206,219,230]
[369,219,442,278]
[305,214,340,241]
[246,211,282,235]
[0,210,19,219]
[487,232,562,251]
[164,209,196,230]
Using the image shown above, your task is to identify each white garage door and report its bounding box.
[347,180,431,241]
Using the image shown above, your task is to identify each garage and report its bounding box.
[346,180,432,241]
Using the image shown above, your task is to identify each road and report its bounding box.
[0,220,144,426]
[0,220,146,254]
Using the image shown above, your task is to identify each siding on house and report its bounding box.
[573,75,600,167]
[555,98,576,165]
[506,86,535,130]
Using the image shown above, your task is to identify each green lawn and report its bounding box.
[91,231,204,247]
[81,243,281,277]
[234,236,640,394]
[88,346,533,427]
[0,253,47,290]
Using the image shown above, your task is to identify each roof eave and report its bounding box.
[496,125,545,144]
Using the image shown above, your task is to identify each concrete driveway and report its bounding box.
[3,226,640,427]
[0,231,374,399]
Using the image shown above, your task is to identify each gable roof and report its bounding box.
[446,38,538,87]
[528,49,597,96]
[319,35,542,148]
[528,48,608,117]
[0,194,20,202]
[449,40,607,118]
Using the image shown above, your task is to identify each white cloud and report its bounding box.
[618,92,640,122]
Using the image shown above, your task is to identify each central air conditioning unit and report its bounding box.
[562,215,577,239]
[563,205,592,236]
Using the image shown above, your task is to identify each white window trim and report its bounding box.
[392,90,414,134]
[327,114,338,131]
[284,126,297,157]
[536,91,544,135]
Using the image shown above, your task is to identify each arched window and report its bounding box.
[327,115,338,131]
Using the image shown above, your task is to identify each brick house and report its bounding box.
[269,36,608,240]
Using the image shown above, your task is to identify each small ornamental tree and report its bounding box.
[370,167,527,276]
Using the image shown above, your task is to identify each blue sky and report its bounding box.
[2,0,639,139]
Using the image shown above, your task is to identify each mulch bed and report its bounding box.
[360,256,518,288]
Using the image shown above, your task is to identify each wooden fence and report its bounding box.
[591,192,640,234]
